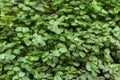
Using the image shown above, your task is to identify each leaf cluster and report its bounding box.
[0,0,120,80]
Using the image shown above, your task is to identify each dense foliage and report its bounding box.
[0,0,120,80]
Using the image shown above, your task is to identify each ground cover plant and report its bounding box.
[0,0,120,80]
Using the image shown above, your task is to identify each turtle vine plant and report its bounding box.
[0,0,120,80]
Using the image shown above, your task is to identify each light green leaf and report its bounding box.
[7,54,16,60]
[32,33,46,46]
[0,54,5,60]
[17,33,23,38]
[86,62,91,71]
[0,43,6,52]
[53,50,61,57]
[54,75,62,80]
[79,52,86,57]
[13,75,19,80]
[59,48,68,53]
[13,49,20,54]
[19,72,25,77]
[92,46,99,53]
[13,67,21,71]
[29,56,39,61]
[34,71,45,79]
[89,56,97,61]
[4,65,13,70]
[22,76,30,80]
[23,38,32,46]
[101,9,108,14]
[7,71,14,75]
[80,75,87,80]
[15,27,29,33]
[104,48,110,54]
[52,0,63,5]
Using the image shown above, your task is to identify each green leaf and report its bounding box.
[0,63,2,71]
[13,49,20,54]
[13,67,21,71]
[53,57,58,63]
[7,54,16,60]
[32,33,46,46]
[0,43,6,52]
[79,4,85,9]
[29,56,39,61]
[89,56,97,61]
[34,71,45,79]
[73,62,80,67]
[104,48,110,54]
[7,71,14,75]
[59,36,65,41]
[101,9,108,14]
[13,75,19,80]
[15,27,29,33]
[6,43,16,48]
[52,0,63,5]
[59,48,68,53]
[23,38,32,46]
[80,75,87,80]
[54,28,64,34]
[86,62,91,71]
[92,46,99,53]
[53,50,61,57]
[19,72,25,77]
[0,54,5,60]
[79,52,86,57]
[54,75,62,80]
[21,63,32,72]
[22,76,30,80]
[17,33,23,38]
[4,65,13,70]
